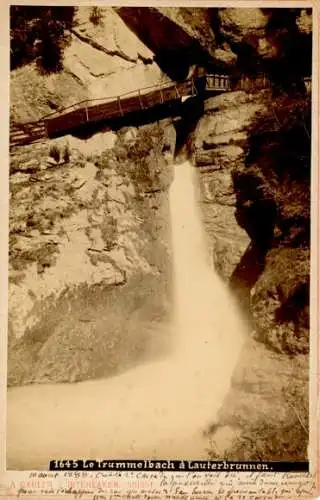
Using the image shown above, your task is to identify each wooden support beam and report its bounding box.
[117,96,124,116]
[159,83,164,104]
[191,78,196,96]
[138,89,144,110]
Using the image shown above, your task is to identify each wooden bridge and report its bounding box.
[8,73,290,148]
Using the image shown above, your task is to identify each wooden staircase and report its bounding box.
[10,121,47,148]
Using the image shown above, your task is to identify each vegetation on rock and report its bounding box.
[10,6,76,72]
[232,90,310,354]
[89,7,104,27]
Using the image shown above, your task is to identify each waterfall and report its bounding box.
[7,161,247,469]
[168,160,247,419]
[171,160,228,353]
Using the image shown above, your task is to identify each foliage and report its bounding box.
[232,89,311,357]
[209,375,308,461]
[10,6,77,72]
[251,247,310,354]
[219,412,308,461]
[95,125,167,192]
[101,215,118,251]
[89,7,104,26]
[63,143,71,163]
[233,92,311,251]
[248,93,311,149]
[49,144,60,163]
[230,9,312,88]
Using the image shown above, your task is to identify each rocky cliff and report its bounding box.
[8,122,175,385]
[189,86,310,460]
[9,6,312,460]
[193,87,310,353]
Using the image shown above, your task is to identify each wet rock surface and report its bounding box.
[8,122,176,386]
[208,337,308,461]
[191,85,310,460]
[192,90,262,281]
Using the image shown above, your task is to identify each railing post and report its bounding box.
[138,89,144,110]
[241,76,244,91]
[117,96,124,116]
[191,78,196,96]
[159,83,164,103]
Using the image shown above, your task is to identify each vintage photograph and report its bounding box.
[7,6,312,470]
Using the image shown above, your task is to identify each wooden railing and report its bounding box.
[10,73,311,148]
[43,78,197,138]
[205,74,231,91]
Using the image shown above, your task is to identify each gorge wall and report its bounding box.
[193,88,310,355]
[9,122,176,385]
[9,6,312,460]
[188,86,310,460]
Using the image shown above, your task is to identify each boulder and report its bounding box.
[218,8,270,44]
[251,248,309,354]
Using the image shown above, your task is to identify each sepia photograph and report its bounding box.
[6,5,313,471]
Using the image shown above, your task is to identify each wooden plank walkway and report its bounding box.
[10,121,46,148]
[9,73,309,149]
[10,75,231,148]
[43,79,199,138]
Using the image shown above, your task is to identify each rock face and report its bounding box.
[192,85,310,356]
[251,248,309,354]
[143,7,216,59]
[10,7,164,123]
[233,91,310,354]
[208,336,309,460]
[218,8,270,45]
[10,7,312,123]
[8,122,176,386]
[191,85,310,460]
[192,90,266,281]
[66,7,163,99]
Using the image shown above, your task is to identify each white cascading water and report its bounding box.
[7,161,246,469]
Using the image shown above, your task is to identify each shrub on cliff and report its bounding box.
[215,8,311,90]
[251,248,310,354]
[209,371,308,461]
[89,7,104,26]
[222,406,308,461]
[234,92,311,251]
[10,6,76,72]
[232,91,311,354]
